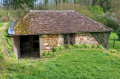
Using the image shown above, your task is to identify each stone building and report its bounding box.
[8,10,113,58]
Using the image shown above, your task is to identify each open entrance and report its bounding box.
[20,35,40,58]
[64,34,75,45]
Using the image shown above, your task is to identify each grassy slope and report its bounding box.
[0,22,12,56]
[0,22,120,79]
[0,22,13,76]
[109,32,120,52]
[1,49,120,79]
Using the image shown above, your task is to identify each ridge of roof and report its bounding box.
[30,10,75,12]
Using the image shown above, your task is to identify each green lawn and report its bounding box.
[1,49,120,79]
[0,22,120,79]
[109,32,120,52]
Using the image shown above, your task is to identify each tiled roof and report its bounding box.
[12,10,113,35]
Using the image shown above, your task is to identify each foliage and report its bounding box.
[116,28,120,40]
[53,47,59,52]
[92,0,112,12]
[73,44,81,48]
[111,0,120,22]
[81,44,91,48]
[109,49,118,53]
[53,46,65,52]
[92,45,98,48]
[100,0,112,12]
[67,44,73,49]
[0,22,15,59]
[43,52,54,58]
[97,44,104,49]
[103,12,120,30]
[58,46,65,50]
[87,5,104,14]
[3,0,36,10]
[53,3,94,19]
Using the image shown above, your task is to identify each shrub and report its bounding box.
[97,44,104,49]
[58,46,65,50]
[73,44,81,48]
[82,44,91,48]
[67,45,73,49]
[110,49,118,53]
[53,46,65,52]
[73,44,91,49]
[116,28,120,40]
[87,5,104,14]
[53,47,59,52]
[92,45,97,48]
[43,52,53,58]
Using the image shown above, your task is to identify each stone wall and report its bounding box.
[39,34,64,53]
[11,36,20,58]
[91,32,111,49]
[58,34,64,46]
[75,33,99,45]
[42,34,58,52]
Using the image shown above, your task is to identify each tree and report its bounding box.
[3,0,36,10]
[92,0,112,12]
[116,28,120,40]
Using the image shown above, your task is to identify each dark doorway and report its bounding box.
[64,34,75,45]
[20,35,40,58]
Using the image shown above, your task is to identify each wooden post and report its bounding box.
[39,35,44,58]
[113,38,115,48]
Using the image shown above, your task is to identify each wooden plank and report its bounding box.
[68,34,70,44]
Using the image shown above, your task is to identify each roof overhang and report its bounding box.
[8,31,114,36]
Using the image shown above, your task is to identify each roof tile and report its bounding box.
[13,10,113,35]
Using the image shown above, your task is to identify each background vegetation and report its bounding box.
[0,0,120,36]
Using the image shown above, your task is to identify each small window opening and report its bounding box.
[64,34,75,45]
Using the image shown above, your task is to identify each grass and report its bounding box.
[109,32,120,52]
[0,22,13,57]
[0,22,14,77]
[1,49,120,79]
[0,22,120,79]
[0,22,3,27]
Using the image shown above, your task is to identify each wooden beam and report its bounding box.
[39,35,44,58]
[68,34,70,44]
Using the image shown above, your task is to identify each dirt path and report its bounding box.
[0,22,8,31]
